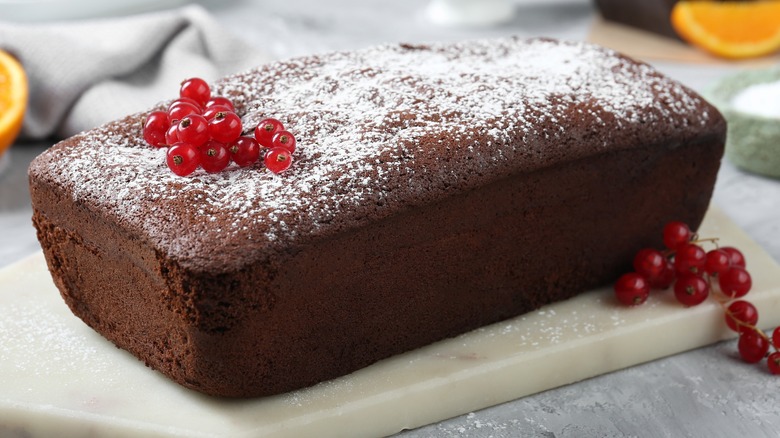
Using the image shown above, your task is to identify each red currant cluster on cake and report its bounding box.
[142,77,296,176]
[614,221,780,374]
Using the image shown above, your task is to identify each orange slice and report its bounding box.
[0,49,27,156]
[671,1,780,59]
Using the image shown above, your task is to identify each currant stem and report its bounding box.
[710,273,778,354]
[696,235,776,355]
[724,304,776,352]
[692,237,719,246]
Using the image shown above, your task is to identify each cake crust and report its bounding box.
[29,37,725,397]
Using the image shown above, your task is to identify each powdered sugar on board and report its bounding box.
[33,37,714,270]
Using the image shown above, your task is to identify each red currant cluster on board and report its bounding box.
[614,221,780,374]
[142,77,296,176]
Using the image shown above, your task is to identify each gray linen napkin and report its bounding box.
[0,5,270,140]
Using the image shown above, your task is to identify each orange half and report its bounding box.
[0,49,28,156]
[671,1,780,59]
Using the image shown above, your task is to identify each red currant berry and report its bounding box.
[166,142,200,176]
[633,248,666,281]
[648,258,675,289]
[203,104,232,121]
[180,77,211,107]
[165,124,179,145]
[229,136,261,167]
[168,101,201,122]
[614,273,650,306]
[768,352,780,375]
[738,330,770,363]
[722,246,746,268]
[719,267,752,298]
[663,221,692,250]
[142,111,169,147]
[271,130,297,153]
[206,96,235,112]
[725,300,759,333]
[209,111,243,144]
[177,115,210,148]
[673,243,707,275]
[773,327,780,349]
[673,274,709,306]
[705,249,732,276]
[200,140,230,173]
[264,147,293,174]
[255,118,284,147]
[168,97,202,112]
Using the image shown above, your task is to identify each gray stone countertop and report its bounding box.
[1,0,779,436]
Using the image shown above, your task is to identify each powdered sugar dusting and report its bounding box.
[33,38,713,271]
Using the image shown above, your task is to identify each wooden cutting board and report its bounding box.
[587,17,780,67]
[1,206,779,438]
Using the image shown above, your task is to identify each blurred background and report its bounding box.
[1,0,779,436]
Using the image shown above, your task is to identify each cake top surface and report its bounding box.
[30,37,722,272]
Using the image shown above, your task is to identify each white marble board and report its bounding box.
[1,206,779,437]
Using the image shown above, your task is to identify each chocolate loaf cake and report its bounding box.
[29,37,726,398]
